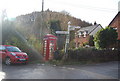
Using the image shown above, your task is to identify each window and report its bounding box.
[83,31,87,37]
[113,28,117,30]
[50,40,54,43]
[0,45,6,51]
[78,32,82,36]
[86,31,88,34]
[78,32,83,37]
[6,46,21,52]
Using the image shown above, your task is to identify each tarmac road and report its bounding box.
[1,61,119,79]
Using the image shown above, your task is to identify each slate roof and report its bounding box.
[77,24,102,35]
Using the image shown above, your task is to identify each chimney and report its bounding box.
[94,21,97,25]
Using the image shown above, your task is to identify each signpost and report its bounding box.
[56,31,69,34]
[69,26,81,31]
[56,21,81,59]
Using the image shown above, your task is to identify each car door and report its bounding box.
[0,50,2,59]
[0,45,3,59]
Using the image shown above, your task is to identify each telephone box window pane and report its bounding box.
[50,40,54,43]
[45,41,47,43]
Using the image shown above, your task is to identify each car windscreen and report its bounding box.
[6,46,22,52]
[0,45,6,51]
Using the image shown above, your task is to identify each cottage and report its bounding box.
[74,24,103,48]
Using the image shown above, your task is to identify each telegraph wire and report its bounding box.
[46,0,118,13]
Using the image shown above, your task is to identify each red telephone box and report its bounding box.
[43,34,57,61]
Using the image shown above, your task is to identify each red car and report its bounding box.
[0,45,28,65]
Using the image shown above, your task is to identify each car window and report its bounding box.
[6,46,22,52]
[0,45,6,51]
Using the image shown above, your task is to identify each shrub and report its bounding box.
[94,27,118,49]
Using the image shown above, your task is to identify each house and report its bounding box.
[74,24,103,48]
[108,11,120,40]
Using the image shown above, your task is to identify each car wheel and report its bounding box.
[5,58,11,65]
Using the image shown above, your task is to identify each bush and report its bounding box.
[94,27,118,49]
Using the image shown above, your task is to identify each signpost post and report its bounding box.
[64,21,71,58]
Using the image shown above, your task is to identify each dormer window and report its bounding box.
[83,31,86,37]
[86,31,88,34]
[77,30,88,37]
[83,31,88,37]
[77,32,81,38]
[78,32,82,36]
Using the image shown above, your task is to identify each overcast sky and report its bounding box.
[0,0,119,27]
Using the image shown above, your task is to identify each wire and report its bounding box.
[47,0,118,13]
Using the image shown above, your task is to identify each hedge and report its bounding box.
[54,48,119,62]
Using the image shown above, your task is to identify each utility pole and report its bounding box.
[2,9,8,22]
[42,0,44,12]
[40,0,44,39]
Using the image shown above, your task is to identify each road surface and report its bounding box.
[1,61,119,79]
